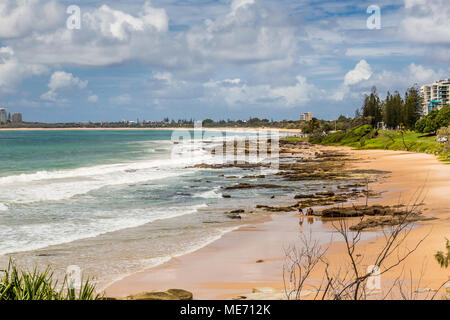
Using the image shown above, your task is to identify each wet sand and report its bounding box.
[105,147,450,300]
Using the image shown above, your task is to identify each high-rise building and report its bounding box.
[420,79,450,115]
[12,113,23,123]
[0,108,7,124]
[300,112,313,121]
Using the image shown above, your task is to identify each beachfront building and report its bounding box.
[420,79,450,115]
[300,112,313,121]
[12,113,23,123]
[0,108,7,124]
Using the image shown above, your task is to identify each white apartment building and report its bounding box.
[0,108,7,124]
[300,112,313,121]
[420,79,450,115]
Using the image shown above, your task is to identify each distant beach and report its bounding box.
[0,127,303,134]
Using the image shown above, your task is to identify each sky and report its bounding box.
[0,0,449,122]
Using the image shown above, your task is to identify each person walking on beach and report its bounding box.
[298,207,303,215]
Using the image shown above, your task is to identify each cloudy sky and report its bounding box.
[0,0,449,122]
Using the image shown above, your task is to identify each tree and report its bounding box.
[383,91,403,129]
[362,87,382,128]
[435,105,450,129]
[404,85,422,129]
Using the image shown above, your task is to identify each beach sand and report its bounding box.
[105,147,450,300]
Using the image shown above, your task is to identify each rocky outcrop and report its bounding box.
[321,205,396,218]
[126,289,193,300]
[224,183,293,190]
[349,215,436,231]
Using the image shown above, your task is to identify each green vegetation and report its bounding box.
[0,260,102,300]
[415,105,450,134]
[434,239,450,269]
[358,85,422,130]
[310,125,449,161]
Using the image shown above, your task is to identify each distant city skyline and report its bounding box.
[0,0,449,123]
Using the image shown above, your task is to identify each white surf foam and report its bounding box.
[0,204,208,256]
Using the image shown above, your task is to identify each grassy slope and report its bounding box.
[285,125,449,162]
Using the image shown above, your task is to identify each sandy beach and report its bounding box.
[105,146,450,300]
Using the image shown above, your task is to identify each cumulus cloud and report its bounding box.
[344,60,372,86]
[204,75,319,108]
[8,1,173,67]
[84,2,169,41]
[41,71,88,101]
[186,0,298,65]
[367,63,447,90]
[231,0,255,14]
[333,61,448,101]
[401,0,450,44]
[0,0,64,39]
[332,60,373,101]
[0,47,47,94]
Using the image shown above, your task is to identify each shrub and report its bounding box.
[0,260,102,300]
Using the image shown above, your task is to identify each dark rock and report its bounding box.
[294,194,315,199]
[315,191,335,196]
[126,289,193,300]
[224,183,293,190]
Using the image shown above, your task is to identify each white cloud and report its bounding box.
[88,94,99,103]
[84,2,168,41]
[344,60,372,86]
[7,2,172,68]
[41,71,88,101]
[204,75,319,108]
[401,0,450,44]
[369,63,447,90]
[223,78,241,85]
[153,72,173,83]
[0,0,64,39]
[186,0,298,66]
[0,46,47,94]
[334,62,448,101]
[231,0,255,14]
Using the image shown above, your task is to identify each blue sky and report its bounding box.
[0,0,449,122]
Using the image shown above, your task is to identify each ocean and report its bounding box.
[0,129,299,288]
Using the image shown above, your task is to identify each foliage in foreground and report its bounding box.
[435,239,450,269]
[0,260,102,300]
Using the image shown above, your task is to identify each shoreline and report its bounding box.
[105,146,450,300]
[0,127,303,134]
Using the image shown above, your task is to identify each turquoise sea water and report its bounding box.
[0,129,298,287]
[0,130,173,176]
[0,129,367,289]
